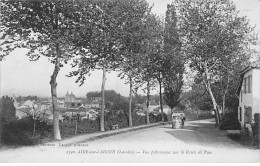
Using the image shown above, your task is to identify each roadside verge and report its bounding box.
[50,121,171,145]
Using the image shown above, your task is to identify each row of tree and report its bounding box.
[0,0,184,140]
[1,0,257,141]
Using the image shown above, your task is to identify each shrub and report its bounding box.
[219,119,241,130]
[252,113,260,148]
[156,113,168,122]
[2,117,52,145]
[132,113,146,126]
[60,118,100,137]
[254,113,260,124]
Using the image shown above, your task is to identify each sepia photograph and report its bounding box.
[0,0,259,163]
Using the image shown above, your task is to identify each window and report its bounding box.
[239,107,242,121]
[243,78,247,93]
[244,106,252,124]
[240,91,242,103]
[248,75,252,93]
[243,75,252,94]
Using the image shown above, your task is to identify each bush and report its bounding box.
[60,118,100,137]
[149,113,157,123]
[104,112,128,130]
[2,117,52,145]
[252,113,260,148]
[222,111,238,121]
[219,111,241,130]
[219,119,241,130]
[132,113,146,126]
[60,113,148,137]
[149,113,168,123]
[254,113,260,124]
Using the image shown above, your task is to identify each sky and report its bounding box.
[1,0,260,98]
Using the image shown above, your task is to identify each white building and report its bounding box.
[237,63,260,128]
[83,109,99,120]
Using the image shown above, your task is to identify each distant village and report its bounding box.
[13,91,173,123]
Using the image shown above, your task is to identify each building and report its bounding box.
[82,109,99,120]
[65,91,83,108]
[57,99,65,108]
[15,99,36,119]
[236,63,260,128]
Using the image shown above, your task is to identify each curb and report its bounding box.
[86,121,171,142]
[51,121,171,145]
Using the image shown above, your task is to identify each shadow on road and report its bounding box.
[163,120,243,149]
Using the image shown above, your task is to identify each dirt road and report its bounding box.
[0,119,259,162]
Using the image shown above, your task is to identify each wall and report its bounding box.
[252,69,260,121]
[239,70,253,127]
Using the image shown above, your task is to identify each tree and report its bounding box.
[16,95,22,103]
[186,82,213,111]
[0,96,17,146]
[162,4,184,114]
[69,0,132,131]
[0,0,96,139]
[1,96,16,123]
[86,92,101,100]
[163,59,184,112]
[0,58,2,145]
[174,0,257,125]
[213,63,243,114]
[134,13,164,124]
[117,0,151,127]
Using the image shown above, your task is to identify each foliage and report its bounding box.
[16,95,38,102]
[60,112,164,137]
[162,59,184,110]
[219,119,241,130]
[185,83,213,111]
[252,113,260,148]
[60,118,100,137]
[175,0,257,74]
[219,111,241,130]
[254,113,260,125]
[132,113,146,126]
[117,0,151,87]
[2,116,52,145]
[172,0,257,125]
[0,0,100,139]
[1,96,16,123]
[86,91,102,100]
[162,4,184,111]
[86,90,132,111]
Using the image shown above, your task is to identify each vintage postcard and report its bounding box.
[0,0,259,163]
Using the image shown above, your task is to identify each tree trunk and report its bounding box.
[33,110,36,138]
[170,108,173,121]
[205,81,220,126]
[100,67,106,132]
[158,73,164,122]
[0,58,2,146]
[128,76,133,127]
[204,63,220,126]
[75,120,78,135]
[33,118,36,138]
[222,76,230,116]
[50,59,61,140]
[222,95,226,116]
[146,81,150,124]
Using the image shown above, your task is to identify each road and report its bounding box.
[0,119,259,162]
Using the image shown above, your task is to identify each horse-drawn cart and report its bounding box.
[172,113,185,129]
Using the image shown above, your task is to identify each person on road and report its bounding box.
[180,114,185,127]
